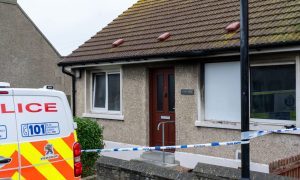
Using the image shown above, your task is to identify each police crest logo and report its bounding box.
[41,144,59,160]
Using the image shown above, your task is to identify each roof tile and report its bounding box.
[62,0,300,65]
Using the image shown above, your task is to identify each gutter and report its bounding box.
[58,41,300,67]
[62,66,76,117]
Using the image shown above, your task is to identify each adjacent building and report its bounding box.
[0,0,70,94]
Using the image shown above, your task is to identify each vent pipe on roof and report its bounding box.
[112,39,124,47]
[158,32,171,41]
[226,22,240,33]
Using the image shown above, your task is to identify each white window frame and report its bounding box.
[249,62,296,126]
[196,56,300,131]
[91,69,122,115]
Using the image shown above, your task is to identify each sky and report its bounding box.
[18,0,137,56]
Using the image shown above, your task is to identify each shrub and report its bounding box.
[74,117,104,177]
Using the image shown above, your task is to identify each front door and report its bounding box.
[150,68,175,148]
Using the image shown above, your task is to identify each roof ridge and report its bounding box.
[122,0,229,19]
[115,0,292,23]
[104,0,296,31]
[109,0,237,29]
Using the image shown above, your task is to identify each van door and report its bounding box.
[13,92,77,180]
[0,89,20,180]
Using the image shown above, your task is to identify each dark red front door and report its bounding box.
[150,68,175,148]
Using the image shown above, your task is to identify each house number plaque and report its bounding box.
[181,89,194,95]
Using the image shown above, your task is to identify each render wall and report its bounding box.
[76,64,150,146]
[0,1,70,94]
[174,57,300,164]
[75,52,300,164]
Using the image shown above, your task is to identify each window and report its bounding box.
[157,74,164,111]
[203,61,296,125]
[92,71,121,113]
[204,61,241,122]
[250,65,295,121]
[168,74,175,112]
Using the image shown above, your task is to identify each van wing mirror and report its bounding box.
[73,122,78,130]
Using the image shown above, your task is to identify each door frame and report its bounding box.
[149,67,175,147]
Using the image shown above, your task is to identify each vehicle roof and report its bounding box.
[0,88,66,98]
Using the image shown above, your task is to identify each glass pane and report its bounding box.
[94,73,106,108]
[108,74,120,111]
[168,74,175,112]
[250,65,296,120]
[157,74,164,111]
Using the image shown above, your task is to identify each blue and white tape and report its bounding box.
[82,127,300,153]
[81,140,249,153]
[242,127,300,140]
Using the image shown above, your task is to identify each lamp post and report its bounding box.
[240,0,250,179]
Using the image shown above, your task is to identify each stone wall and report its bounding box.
[96,156,292,180]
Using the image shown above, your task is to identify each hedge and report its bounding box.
[74,117,104,177]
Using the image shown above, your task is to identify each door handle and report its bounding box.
[0,157,11,164]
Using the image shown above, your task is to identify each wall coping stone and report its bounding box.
[97,156,294,180]
[97,156,197,179]
[194,163,294,180]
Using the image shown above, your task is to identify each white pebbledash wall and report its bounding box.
[75,52,300,168]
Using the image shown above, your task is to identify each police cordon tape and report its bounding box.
[81,140,249,153]
[81,127,300,153]
[241,127,300,140]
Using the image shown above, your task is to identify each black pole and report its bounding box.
[240,0,250,179]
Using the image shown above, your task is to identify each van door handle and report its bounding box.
[0,157,11,164]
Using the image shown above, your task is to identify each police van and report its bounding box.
[0,82,82,180]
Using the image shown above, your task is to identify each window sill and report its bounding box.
[195,120,300,135]
[82,113,124,121]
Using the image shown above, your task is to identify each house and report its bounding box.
[0,0,70,95]
[59,0,300,172]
